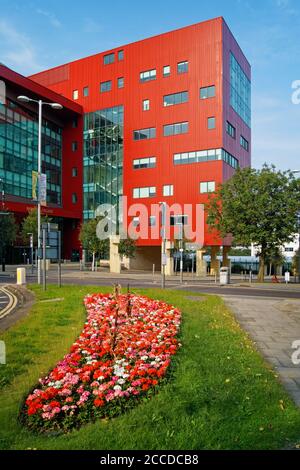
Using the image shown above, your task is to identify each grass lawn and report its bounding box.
[0,284,300,450]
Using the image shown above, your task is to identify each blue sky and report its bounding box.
[0,0,300,171]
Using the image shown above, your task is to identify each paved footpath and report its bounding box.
[224,296,300,406]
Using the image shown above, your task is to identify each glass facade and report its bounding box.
[0,98,62,204]
[230,52,251,128]
[83,105,124,221]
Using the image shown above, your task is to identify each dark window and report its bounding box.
[118,77,124,88]
[118,50,124,61]
[72,141,78,151]
[72,167,78,177]
[200,85,215,99]
[226,121,236,138]
[100,80,112,92]
[72,117,78,128]
[170,215,188,226]
[240,135,249,151]
[72,193,78,203]
[103,53,114,65]
[83,86,89,97]
[177,61,188,74]
[133,128,156,140]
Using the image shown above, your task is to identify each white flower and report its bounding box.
[113,385,122,391]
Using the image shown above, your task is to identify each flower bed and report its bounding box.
[21,293,181,433]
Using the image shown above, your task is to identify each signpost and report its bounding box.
[40,223,62,291]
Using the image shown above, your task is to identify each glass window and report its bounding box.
[177,61,188,74]
[163,122,188,136]
[240,135,249,151]
[72,167,78,177]
[140,69,156,82]
[118,50,124,61]
[200,181,215,193]
[143,99,150,111]
[73,89,78,100]
[72,141,78,151]
[83,86,89,97]
[133,157,156,169]
[133,186,156,198]
[226,121,236,138]
[133,127,156,140]
[133,216,139,227]
[170,215,188,226]
[100,81,112,93]
[149,216,156,227]
[173,148,238,168]
[103,53,115,65]
[72,117,78,128]
[118,77,124,89]
[200,85,215,99]
[163,91,188,107]
[72,193,78,203]
[208,117,216,130]
[163,184,174,196]
[230,52,251,127]
[163,65,170,77]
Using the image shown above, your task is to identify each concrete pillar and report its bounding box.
[110,235,121,274]
[210,246,220,275]
[196,249,207,277]
[165,241,174,276]
[222,246,231,269]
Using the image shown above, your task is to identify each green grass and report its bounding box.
[0,284,300,450]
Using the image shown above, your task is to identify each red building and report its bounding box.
[0,64,83,262]
[2,17,251,270]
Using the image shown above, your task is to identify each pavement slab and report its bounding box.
[223,296,300,407]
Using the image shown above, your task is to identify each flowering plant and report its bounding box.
[21,293,181,432]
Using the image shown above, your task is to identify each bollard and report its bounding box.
[17,267,26,285]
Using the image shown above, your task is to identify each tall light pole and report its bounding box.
[159,201,167,289]
[17,96,63,284]
[292,170,300,282]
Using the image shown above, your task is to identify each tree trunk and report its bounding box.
[92,252,95,272]
[258,256,265,283]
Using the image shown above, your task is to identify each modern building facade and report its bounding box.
[2,17,251,270]
[0,64,83,262]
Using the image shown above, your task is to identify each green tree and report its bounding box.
[206,165,300,282]
[0,211,17,271]
[119,238,136,259]
[21,208,51,246]
[79,218,109,271]
[292,249,300,277]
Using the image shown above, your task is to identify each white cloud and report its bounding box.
[36,9,62,28]
[0,19,42,74]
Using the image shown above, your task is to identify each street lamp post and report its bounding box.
[17,96,63,284]
[159,202,167,289]
[292,170,300,282]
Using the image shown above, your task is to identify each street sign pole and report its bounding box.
[58,230,62,288]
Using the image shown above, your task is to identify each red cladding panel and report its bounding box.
[30,17,251,247]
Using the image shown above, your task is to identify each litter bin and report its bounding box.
[220,267,230,285]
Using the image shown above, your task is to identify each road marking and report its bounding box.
[0,287,18,320]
